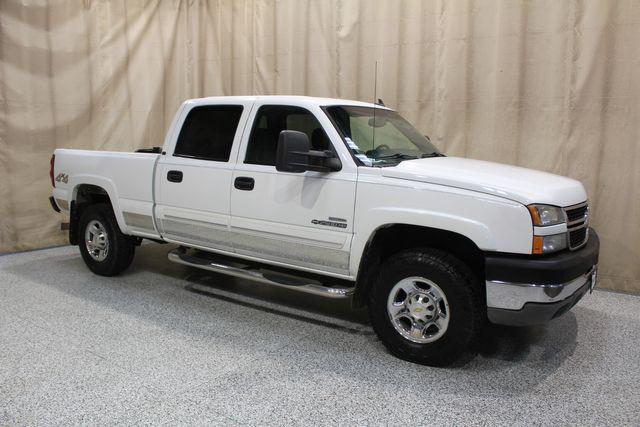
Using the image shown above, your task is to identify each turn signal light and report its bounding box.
[532,236,544,254]
[527,205,541,226]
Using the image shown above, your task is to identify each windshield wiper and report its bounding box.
[375,153,419,160]
[421,152,445,158]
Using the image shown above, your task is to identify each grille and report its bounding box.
[569,227,588,248]
[564,202,589,250]
[566,205,588,223]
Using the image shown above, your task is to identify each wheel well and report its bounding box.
[69,184,113,245]
[352,224,486,308]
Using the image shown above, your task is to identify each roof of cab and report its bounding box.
[183,95,391,110]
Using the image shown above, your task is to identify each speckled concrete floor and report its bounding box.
[0,244,639,425]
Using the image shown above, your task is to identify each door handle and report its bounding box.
[234,176,255,191]
[167,170,183,183]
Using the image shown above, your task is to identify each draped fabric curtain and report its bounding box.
[1,0,639,293]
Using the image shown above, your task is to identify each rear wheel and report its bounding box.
[78,203,135,276]
[368,248,484,366]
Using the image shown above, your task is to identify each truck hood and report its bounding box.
[380,157,587,206]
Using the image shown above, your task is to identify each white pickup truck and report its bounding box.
[50,96,599,365]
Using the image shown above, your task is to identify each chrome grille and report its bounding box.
[566,204,588,224]
[564,202,589,250]
[569,227,588,248]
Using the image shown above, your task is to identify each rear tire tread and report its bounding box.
[78,203,135,276]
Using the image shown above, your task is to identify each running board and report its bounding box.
[168,248,354,299]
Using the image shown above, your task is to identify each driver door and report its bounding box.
[229,103,357,276]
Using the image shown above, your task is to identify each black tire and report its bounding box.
[368,248,484,366]
[78,203,135,276]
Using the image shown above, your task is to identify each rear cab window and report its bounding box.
[174,105,244,162]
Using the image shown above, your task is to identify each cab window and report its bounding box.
[245,105,332,166]
[174,105,243,161]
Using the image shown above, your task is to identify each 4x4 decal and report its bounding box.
[55,173,69,184]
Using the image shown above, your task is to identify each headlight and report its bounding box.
[532,233,567,254]
[527,204,565,226]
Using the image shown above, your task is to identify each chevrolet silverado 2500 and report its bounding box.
[50,96,599,365]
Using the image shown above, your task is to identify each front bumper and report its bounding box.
[485,228,599,326]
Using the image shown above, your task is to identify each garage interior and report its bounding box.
[1,0,640,425]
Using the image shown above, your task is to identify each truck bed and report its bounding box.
[52,149,161,238]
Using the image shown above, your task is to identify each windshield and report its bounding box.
[324,105,442,167]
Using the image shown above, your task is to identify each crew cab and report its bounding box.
[49,96,599,365]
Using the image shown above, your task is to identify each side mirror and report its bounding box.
[276,130,309,173]
[276,130,342,173]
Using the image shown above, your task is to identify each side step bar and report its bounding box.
[168,248,354,299]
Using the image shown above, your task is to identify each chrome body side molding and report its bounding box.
[123,211,156,231]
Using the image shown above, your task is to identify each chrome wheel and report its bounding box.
[85,219,109,262]
[386,276,450,344]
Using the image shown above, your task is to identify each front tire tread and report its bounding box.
[368,248,484,366]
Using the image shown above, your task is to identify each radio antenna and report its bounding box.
[372,60,378,151]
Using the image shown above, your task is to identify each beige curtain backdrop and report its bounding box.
[1,0,639,293]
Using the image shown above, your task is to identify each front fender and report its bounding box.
[350,179,533,275]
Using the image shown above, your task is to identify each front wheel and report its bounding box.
[368,248,484,366]
[78,203,135,276]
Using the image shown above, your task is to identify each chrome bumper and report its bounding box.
[486,265,597,311]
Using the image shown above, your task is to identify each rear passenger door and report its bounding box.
[154,101,252,252]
